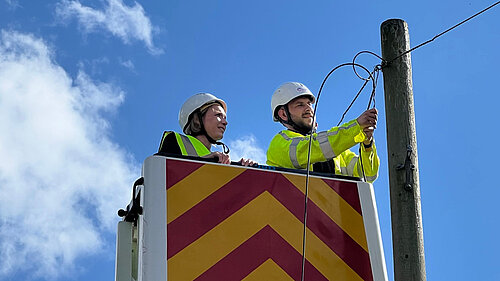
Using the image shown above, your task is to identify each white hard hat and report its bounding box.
[271,82,315,121]
[179,93,227,133]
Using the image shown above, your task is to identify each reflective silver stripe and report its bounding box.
[324,121,358,137]
[340,121,358,130]
[317,131,335,160]
[279,131,303,169]
[289,138,302,169]
[346,156,359,175]
[340,166,348,175]
[279,131,292,141]
[328,122,356,136]
[179,135,197,156]
[281,122,356,141]
[365,174,378,182]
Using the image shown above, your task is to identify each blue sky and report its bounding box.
[0,0,499,280]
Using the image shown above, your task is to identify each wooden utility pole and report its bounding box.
[380,19,426,281]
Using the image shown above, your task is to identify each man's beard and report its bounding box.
[290,115,314,135]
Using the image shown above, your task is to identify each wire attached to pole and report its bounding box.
[388,1,500,64]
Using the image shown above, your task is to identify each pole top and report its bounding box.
[381,19,408,33]
[380,19,410,50]
[382,19,406,25]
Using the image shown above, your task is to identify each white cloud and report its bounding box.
[56,0,162,54]
[119,58,135,71]
[0,30,140,279]
[229,135,267,165]
[5,0,21,10]
[77,57,110,76]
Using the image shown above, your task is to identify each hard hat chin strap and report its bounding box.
[216,141,230,154]
[281,105,314,136]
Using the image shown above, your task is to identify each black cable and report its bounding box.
[388,1,500,64]
[337,78,371,127]
[359,65,382,183]
[352,51,386,81]
[300,62,375,281]
[337,64,381,126]
[367,65,382,110]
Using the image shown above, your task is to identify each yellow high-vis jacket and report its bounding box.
[266,119,379,182]
[158,131,210,157]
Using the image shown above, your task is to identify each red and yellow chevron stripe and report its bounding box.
[165,159,373,281]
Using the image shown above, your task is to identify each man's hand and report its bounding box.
[357,108,378,144]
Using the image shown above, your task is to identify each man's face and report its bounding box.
[285,96,314,130]
[202,104,227,141]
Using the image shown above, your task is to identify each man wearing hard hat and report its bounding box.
[158,93,255,166]
[266,82,379,182]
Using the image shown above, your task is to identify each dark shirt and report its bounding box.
[158,131,182,155]
[313,159,336,174]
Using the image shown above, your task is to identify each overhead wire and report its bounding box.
[388,1,500,64]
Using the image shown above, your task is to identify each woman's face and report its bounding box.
[202,104,227,141]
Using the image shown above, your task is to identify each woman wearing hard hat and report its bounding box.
[158,93,255,166]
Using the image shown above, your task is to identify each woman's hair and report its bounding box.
[184,101,222,136]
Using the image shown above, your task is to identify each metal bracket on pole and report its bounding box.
[396,145,415,191]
